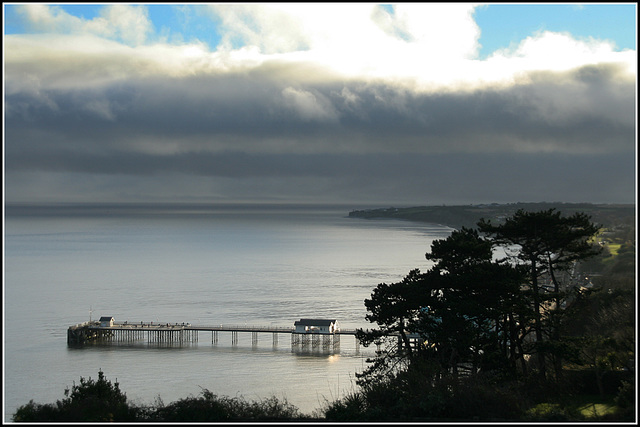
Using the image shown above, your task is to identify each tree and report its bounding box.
[418,227,528,377]
[356,227,527,385]
[478,209,601,379]
[355,268,427,386]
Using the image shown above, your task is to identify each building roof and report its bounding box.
[99,316,114,321]
[294,319,337,326]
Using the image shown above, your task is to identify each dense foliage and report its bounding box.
[13,370,137,422]
[13,370,305,422]
[343,208,635,421]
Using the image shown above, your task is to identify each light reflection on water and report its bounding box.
[4,205,453,419]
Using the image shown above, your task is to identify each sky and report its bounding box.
[3,3,637,207]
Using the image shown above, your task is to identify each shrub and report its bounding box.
[13,370,137,422]
[438,375,529,420]
[324,372,531,421]
[148,388,301,421]
[525,403,571,421]
[614,380,635,409]
[610,379,636,420]
[323,392,367,421]
[13,371,302,422]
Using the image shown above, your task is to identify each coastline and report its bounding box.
[348,202,636,230]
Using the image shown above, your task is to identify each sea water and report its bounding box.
[3,203,453,420]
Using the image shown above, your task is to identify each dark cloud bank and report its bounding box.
[4,61,636,205]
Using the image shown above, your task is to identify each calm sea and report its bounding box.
[3,203,453,420]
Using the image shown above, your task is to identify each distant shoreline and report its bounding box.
[348,202,636,230]
[5,201,635,229]
[3,201,355,218]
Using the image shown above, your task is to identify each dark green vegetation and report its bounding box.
[13,205,635,422]
[332,206,636,421]
[12,370,307,422]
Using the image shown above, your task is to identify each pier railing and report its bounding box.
[67,321,398,352]
[99,322,361,335]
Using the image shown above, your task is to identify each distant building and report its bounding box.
[99,316,114,327]
[294,319,339,334]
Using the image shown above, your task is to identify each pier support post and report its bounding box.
[323,335,331,348]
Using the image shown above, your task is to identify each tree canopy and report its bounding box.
[357,209,605,386]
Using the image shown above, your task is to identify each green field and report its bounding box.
[606,243,622,257]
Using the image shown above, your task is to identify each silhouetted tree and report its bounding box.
[356,228,527,385]
[478,209,601,379]
[417,227,528,377]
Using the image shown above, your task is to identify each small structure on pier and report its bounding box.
[294,319,339,334]
[99,316,115,327]
[291,319,340,349]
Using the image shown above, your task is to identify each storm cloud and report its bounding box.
[3,5,636,206]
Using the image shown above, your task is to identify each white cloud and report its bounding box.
[16,4,80,32]
[203,4,482,84]
[207,4,312,53]
[97,4,152,46]
[199,4,634,92]
[391,4,481,60]
[8,4,635,92]
[15,4,152,46]
[485,31,635,76]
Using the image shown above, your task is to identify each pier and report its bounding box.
[67,318,369,351]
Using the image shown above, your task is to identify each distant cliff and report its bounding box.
[348,202,635,230]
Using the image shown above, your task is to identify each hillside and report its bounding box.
[348,202,635,230]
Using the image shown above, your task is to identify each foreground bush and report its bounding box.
[13,370,137,422]
[324,372,531,422]
[13,370,304,422]
[14,368,635,422]
[145,389,302,421]
[324,369,636,422]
